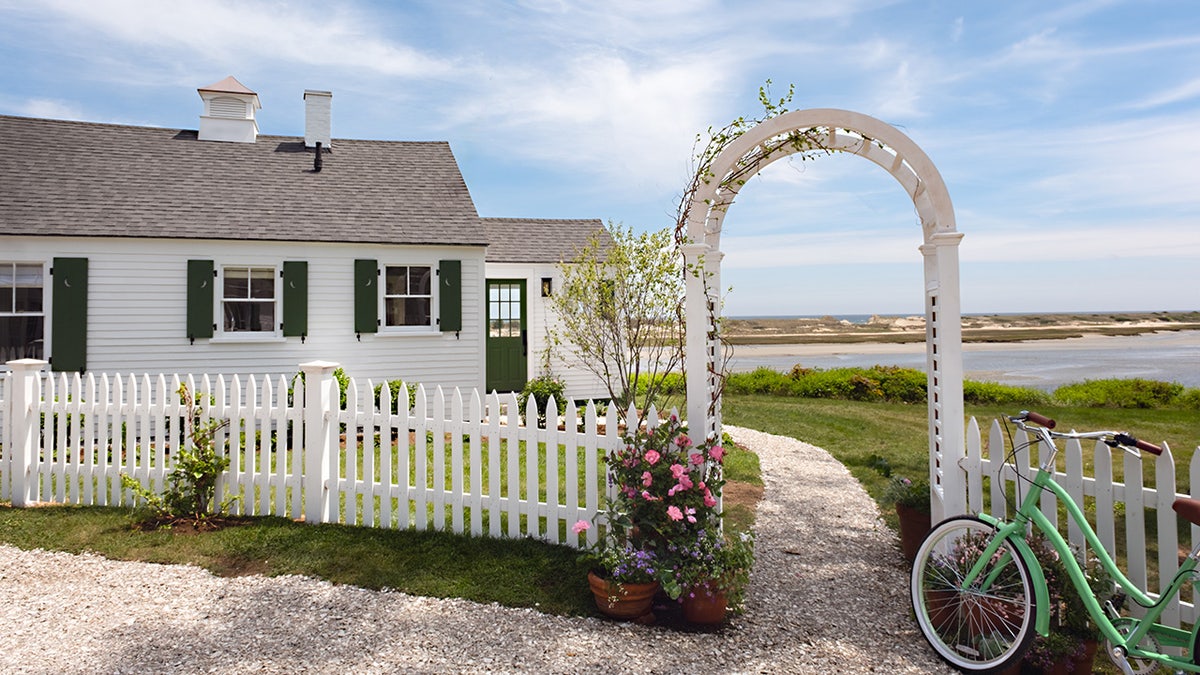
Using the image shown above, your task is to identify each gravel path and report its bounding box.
[0,425,953,674]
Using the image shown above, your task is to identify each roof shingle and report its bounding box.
[0,115,484,246]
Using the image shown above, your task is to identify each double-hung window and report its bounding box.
[0,262,45,361]
[384,265,433,328]
[222,266,276,333]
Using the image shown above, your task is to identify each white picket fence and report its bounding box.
[0,360,637,549]
[963,416,1199,627]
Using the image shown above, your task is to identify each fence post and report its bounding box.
[300,360,339,524]
[7,359,47,507]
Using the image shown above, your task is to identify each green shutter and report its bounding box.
[438,260,461,333]
[282,261,308,337]
[51,257,88,372]
[354,259,378,334]
[187,259,215,340]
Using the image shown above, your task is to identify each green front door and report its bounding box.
[486,279,527,393]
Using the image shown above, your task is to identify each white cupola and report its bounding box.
[197,76,261,143]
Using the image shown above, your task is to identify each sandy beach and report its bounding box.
[731,329,1200,358]
[726,329,1200,390]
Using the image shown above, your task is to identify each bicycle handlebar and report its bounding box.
[1021,411,1056,429]
[1010,411,1164,456]
[1115,433,1163,456]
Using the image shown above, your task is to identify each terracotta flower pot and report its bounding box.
[681,581,728,624]
[587,571,659,621]
[896,503,932,562]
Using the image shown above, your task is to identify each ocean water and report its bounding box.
[725,330,1200,391]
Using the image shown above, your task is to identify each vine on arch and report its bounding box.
[673,82,839,421]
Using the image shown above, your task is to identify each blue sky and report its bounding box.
[2,1,1198,316]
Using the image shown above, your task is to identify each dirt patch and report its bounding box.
[723,480,764,511]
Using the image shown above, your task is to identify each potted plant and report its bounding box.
[884,475,932,562]
[587,413,755,625]
[576,524,662,622]
[664,527,756,624]
[1023,532,1112,674]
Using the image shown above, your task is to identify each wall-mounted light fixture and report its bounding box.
[541,277,553,297]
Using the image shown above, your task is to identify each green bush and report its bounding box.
[374,380,418,413]
[728,364,1051,406]
[520,375,567,426]
[631,371,686,396]
[1053,378,1184,409]
[963,380,1049,406]
[1178,389,1200,411]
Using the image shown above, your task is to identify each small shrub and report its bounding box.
[121,383,237,526]
[374,379,417,412]
[520,375,567,426]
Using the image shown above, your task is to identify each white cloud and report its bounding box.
[31,0,452,77]
[1126,78,1200,111]
[12,98,85,120]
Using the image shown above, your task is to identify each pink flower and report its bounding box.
[645,449,661,465]
[670,463,687,480]
[689,452,704,466]
[678,475,694,490]
[675,434,692,448]
[641,490,660,502]
[708,445,725,462]
[572,520,591,535]
[667,505,683,521]
[641,471,653,487]
[703,489,717,508]
[685,507,697,523]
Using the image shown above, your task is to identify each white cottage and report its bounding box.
[0,77,609,400]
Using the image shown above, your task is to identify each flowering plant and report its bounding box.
[883,475,931,513]
[603,414,726,551]
[663,528,756,609]
[573,520,661,585]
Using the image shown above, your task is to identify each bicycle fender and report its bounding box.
[975,513,1051,636]
[1007,534,1052,637]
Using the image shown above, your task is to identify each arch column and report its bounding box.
[921,232,966,521]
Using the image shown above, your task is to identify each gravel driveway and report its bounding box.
[0,425,953,674]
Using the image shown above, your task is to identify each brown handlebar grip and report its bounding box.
[1024,411,1056,429]
[1136,439,1163,455]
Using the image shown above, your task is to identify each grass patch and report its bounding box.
[0,429,765,617]
[0,504,595,615]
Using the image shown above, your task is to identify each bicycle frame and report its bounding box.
[967,436,1200,672]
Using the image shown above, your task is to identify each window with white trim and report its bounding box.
[0,262,44,360]
[384,265,433,328]
[221,266,276,333]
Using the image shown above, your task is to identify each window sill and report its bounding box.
[209,334,289,344]
[375,328,442,338]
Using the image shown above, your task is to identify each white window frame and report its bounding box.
[0,260,47,362]
[215,264,282,341]
[381,263,437,334]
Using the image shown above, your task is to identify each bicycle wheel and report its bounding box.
[911,516,1037,673]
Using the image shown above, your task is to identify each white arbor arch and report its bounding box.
[681,108,965,520]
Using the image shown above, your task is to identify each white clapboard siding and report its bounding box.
[967,416,1195,627]
[8,236,486,392]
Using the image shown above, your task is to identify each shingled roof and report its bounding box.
[482,217,609,263]
[0,115,484,246]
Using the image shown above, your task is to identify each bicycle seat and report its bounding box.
[1173,498,1200,526]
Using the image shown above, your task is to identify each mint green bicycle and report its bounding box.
[910,411,1200,674]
